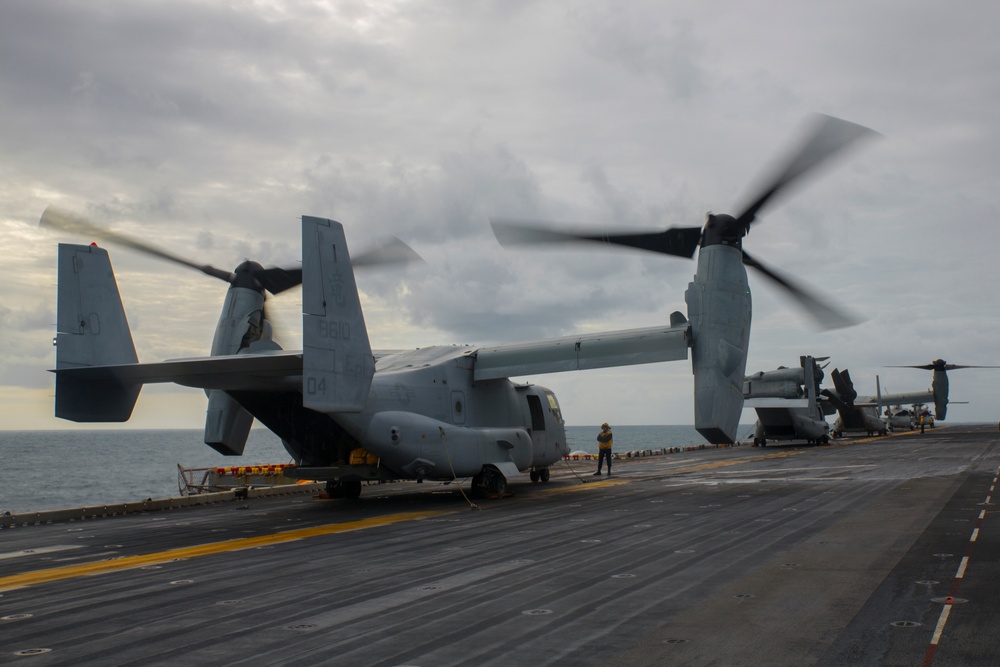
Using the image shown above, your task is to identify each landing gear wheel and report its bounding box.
[530,470,540,483]
[326,480,361,499]
[539,468,550,483]
[471,473,485,498]
[490,474,508,496]
[343,480,362,500]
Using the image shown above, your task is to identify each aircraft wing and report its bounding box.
[744,398,810,408]
[862,390,932,406]
[472,322,690,381]
[51,350,303,391]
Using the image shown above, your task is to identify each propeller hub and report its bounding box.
[233,260,266,292]
[701,213,748,249]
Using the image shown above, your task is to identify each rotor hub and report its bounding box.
[701,213,748,249]
[232,260,266,292]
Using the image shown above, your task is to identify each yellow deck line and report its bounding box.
[667,449,804,474]
[548,450,806,493]
[542,478,630,494]
[0,509,452,592]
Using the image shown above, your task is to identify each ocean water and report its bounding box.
[0,425,755,514]
[0,429,291,515]
[564,424,754,455]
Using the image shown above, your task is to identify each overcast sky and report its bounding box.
[2,1,999,436]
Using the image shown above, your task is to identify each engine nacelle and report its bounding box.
[686,244,751,444]
[363,411,533,480]
[743,380,804,400]
[205,287,272,455]
[747,367,804,384]
[932,369,949,420]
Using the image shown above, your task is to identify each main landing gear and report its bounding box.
[325,479,362,500]
[529,468,551,483]
[471,468,508,497]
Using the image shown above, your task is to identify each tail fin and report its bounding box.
[55,243,141,421]
[205,391,254,455]
[830,368,857,404]
[301,216,374,413]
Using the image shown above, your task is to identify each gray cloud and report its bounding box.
[3,0,1000,429]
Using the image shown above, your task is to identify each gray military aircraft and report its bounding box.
[46,211,697,498]
[882,404,933,432]
[883,359,999,421]
[823,368,888,437]
[42,114,876,499]
[743,355,833,446]
[492,114,876,444]
[825,360,994,437]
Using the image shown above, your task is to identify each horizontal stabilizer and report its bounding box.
[52,350,304,390]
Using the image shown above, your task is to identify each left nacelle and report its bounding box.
[361,411,533,480]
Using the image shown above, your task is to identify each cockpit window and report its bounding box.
[545,391,564,424]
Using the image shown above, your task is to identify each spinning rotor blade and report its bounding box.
[887,361,1000,371]
[741,249,859,330]
[255,267,302,295]
[40,206,234,284]
[734,114,879,229]
[41,206,423,297]
[489,115,876,332]
[353,237,425,268]
[240,237,423,295]
[491,218,702,259]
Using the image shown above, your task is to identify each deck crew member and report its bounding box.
[594,423,613,476]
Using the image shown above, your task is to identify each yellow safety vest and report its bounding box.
[597,431,613,450]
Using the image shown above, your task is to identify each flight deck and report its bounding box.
[1,424,998,666]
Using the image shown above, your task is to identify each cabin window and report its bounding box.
[527,394,546,431]
[451,390,466,425]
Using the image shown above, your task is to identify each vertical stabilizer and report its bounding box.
[802,355,819,417]
[876,374,882,415]
[205,391,254,455]
[55,243,140,421]
[301,216,374,413]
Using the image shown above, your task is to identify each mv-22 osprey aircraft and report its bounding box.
[743,355,834,446]
[44,115,876,499]
[824,360,997,437]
